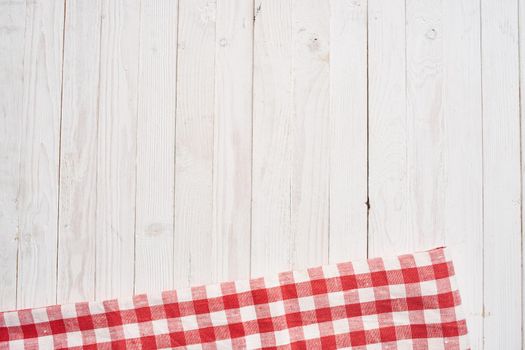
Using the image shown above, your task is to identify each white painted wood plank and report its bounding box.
[371,2,484,346]
[174,0,216,287]
[251,0,293,276]
[0,0,25,311]
[16,0,64,309]
[0,5,513,341]
[368,0,408,256]
[328,0,368,262]
[57,0,102,304]
[95,0,140,300]
[213,0,252,281]
[482,0,522,347]
[134,0,178,293]
[442,0,483,347]
[290,0,330,269]
[521,0,525,347]
[405,0,446,251]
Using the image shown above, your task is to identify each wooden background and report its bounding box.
[0,0,522,348]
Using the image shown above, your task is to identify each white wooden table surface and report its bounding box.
[0,0,522,348]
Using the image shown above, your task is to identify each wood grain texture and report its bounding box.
[57,0,102,304]
[96,0,140,300]
[213,0,253,281]
[482,0,522,348]
[174,0,216,287]
[521,0,525,347]
[442,0,483,347]
[405,0,445,250]
[368,0,409,256]
[290,0,330,269]
[370,2,485,347]
[0,0,26,310]
[328,0,368,262]
[16,0,64,309]
[251,0,293,277]
[2,3,525,346]
[134,0,178,293]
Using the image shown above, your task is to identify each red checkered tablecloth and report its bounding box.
[0,247,469,349]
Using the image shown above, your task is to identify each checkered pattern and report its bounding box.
[0,247,469,349]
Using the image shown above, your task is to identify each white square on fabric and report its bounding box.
[448,274,459,291]
[264,276,281,288]
[94,327,112,342]
[268,301,285,318]
[332,318,350,335]
[274,328,291,346]
[297,296,316,312]
[66,331,83,347]
[122,322,141,339]
[8,339,24,349]
[176,288,194,303]
[215,339,233,348]
[31,309,50,323]
[37,335,54,348]
[388,283,407,299]
[382,257,402,271]
[395,339,415,349]
[419,280,438,296]
[147,294,164,307]
[151,319,170,335]
[413,253,432,267]
[302,324,321,340]
[3,312,20,327]
[180,314,199,331]
[88,301,106,315]
[459,334,470,349]
[351,260,370,274]
[423,308,442,324]
[392,311,410,326]
[357,287,376,303]
[234,279,252,293]
[209,310,229,326]
[60,303,78,319]
[361,314,379,331]
[292,270,311,283]
[322,264,340,279]
[427,338,446,350]
[239,305,258,322]
[245,333,262,348]
[367,342,386,350]
[327,291,346,307]
[118,298,135,311]
[205,284,223,298]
